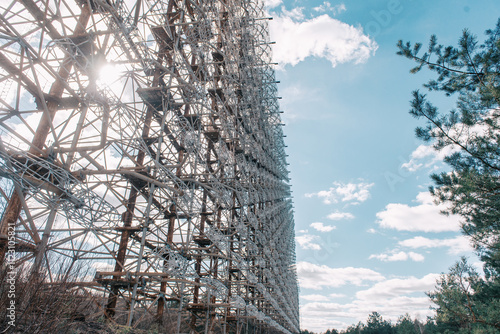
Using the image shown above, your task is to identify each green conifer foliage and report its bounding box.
[398,18,500,333]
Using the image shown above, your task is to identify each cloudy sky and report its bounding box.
[265,0,500,332]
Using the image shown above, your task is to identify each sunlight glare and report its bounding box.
[97,63,121,88]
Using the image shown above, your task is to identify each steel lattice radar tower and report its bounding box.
[0,0,299,333]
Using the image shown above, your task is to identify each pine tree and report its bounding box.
[429,258,500,332]
[397,18,500,333]
[397,18,500,275]
[364,312,393,334]
[395,314,418,334]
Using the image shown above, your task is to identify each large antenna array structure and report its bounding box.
[0,0,299,332]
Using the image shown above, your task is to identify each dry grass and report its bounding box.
[0,262,113,333]
[0,261,278,333]
[0,262,189,333]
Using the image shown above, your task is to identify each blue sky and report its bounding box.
[265,0,500,332]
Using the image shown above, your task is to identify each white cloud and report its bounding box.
[401,144,434,172]
[306,181,374,205]
[349,296,434,324]
[3,112,40,150]
[376,192,461,232]
[269,12,377,67]
[310,222,336,232]
[300,309,350,334]
[369,250,425,262]
[399,235,473,255]
[343,275,438,328]
[264,0,282,9]
[367,228,377,234]
[313,2,346,15]
[297,261,385,290]
[301,294,331,302]
[296,302,363,332]
[300,274,439,332]
[296,235,321,250]
[401,114,494,173]
[355,274,439,301]
[327,211,355,220]
[281,6,306,21]
[402,144,460,172]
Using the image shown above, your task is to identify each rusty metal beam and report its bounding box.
[0,2,91,265]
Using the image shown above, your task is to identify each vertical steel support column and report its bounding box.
[0,2,91,265]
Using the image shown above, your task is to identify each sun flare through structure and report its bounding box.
[0,0,299,332]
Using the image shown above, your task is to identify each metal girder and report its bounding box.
[0,0,299,333]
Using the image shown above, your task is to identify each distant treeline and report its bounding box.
[302,312,448,334]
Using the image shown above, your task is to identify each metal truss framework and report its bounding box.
[0,0,299,333]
